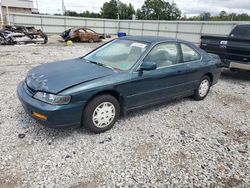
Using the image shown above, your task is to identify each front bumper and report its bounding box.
[17,82,86,128]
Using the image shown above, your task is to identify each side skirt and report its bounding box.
[122,90,194,115]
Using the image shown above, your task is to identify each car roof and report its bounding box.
[120,35,185,44]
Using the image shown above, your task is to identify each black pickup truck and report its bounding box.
[200,24,250,71]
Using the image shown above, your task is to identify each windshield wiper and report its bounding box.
[86,60,115,71]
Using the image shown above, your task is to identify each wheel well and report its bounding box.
[204,73,213,84]
[86,90,124,113]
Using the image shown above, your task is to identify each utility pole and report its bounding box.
[117,0,120,32]
[231,13,234,21]
[62,0,65,16]
[171,0,174,20]
[36,0,39,11]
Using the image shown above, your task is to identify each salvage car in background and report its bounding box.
[200,24,250,71]
[60,27,105,43]
[0,25,48,45]
[17,36,222,133]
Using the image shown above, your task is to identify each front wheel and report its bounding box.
[83,94,120,133]
[193,76,211,100]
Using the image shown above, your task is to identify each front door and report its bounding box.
[127,42,190,108]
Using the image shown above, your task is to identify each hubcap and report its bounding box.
[92,102,116,128]
[199,79,209,97]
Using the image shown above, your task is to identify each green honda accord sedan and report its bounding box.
[17,36,222,133]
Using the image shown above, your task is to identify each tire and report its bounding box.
[73,37,80,42]
[83,94,120,133]
[0,36,5,45]
[229,68,239,72]
[88,38,94,43]
[43,33,48,44]
[38,30,48,44]
[193,76,211,101]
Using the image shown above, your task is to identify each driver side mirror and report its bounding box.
[139,61,157,71]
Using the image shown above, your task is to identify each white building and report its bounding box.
[1,0,34,14]
[0,0,35,26]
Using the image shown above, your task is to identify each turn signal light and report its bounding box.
[32,112,47,120]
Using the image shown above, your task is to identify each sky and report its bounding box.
[35,0,250,17]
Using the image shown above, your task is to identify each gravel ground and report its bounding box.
[0,37,249,188]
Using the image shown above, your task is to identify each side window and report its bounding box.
[78,29,85,33]
[86,29,95,34]
[144,43,179,68]
[181,44,200,62]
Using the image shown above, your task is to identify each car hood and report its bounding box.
[26,58,114,94]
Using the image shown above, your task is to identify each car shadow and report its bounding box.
[221,69,250,81]
[17,97,189,139]
[120,97,189,120]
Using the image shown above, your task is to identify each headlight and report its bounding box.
[34,92,71,105]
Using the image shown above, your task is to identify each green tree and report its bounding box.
[136,9,143,19]
[64,10,101,18]
[127,3,136,19]
[229,13,237,21]
[80,11,101,18]
[101,0,135,19]
[119,3,135,19]
[136,0,181,20]
[188,11,250,21]
[170,2,181,20]
[65,10,78,17]
[219,10,227,18]
[237,13,250,21]
[101,0,118,19]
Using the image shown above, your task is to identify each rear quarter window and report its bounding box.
[181,44,201,62]
[230,25,250,39]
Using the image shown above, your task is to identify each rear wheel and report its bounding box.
[0,36,5,45]
[193,76,211,100]
[229,68,239,72]
[83,94,120,133]
[73,37,80,42]
[88,38,94,43]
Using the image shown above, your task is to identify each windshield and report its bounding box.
[84,39,148,70]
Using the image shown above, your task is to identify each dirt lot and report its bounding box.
[0,38,249,188]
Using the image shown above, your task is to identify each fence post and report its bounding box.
[40,15,43,31]
[176,22,179,39]
[103,20,105,34]
[141,21,144,35]
[12,14,15,25]
[157,20,160,36]
[200,22,204,39]
[117,19,120,32]
[128,21,130,35]
[64,17,66,31]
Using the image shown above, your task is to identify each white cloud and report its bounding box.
[35,0,250,16]
[175,0,250,16]
[36,0,144,14]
